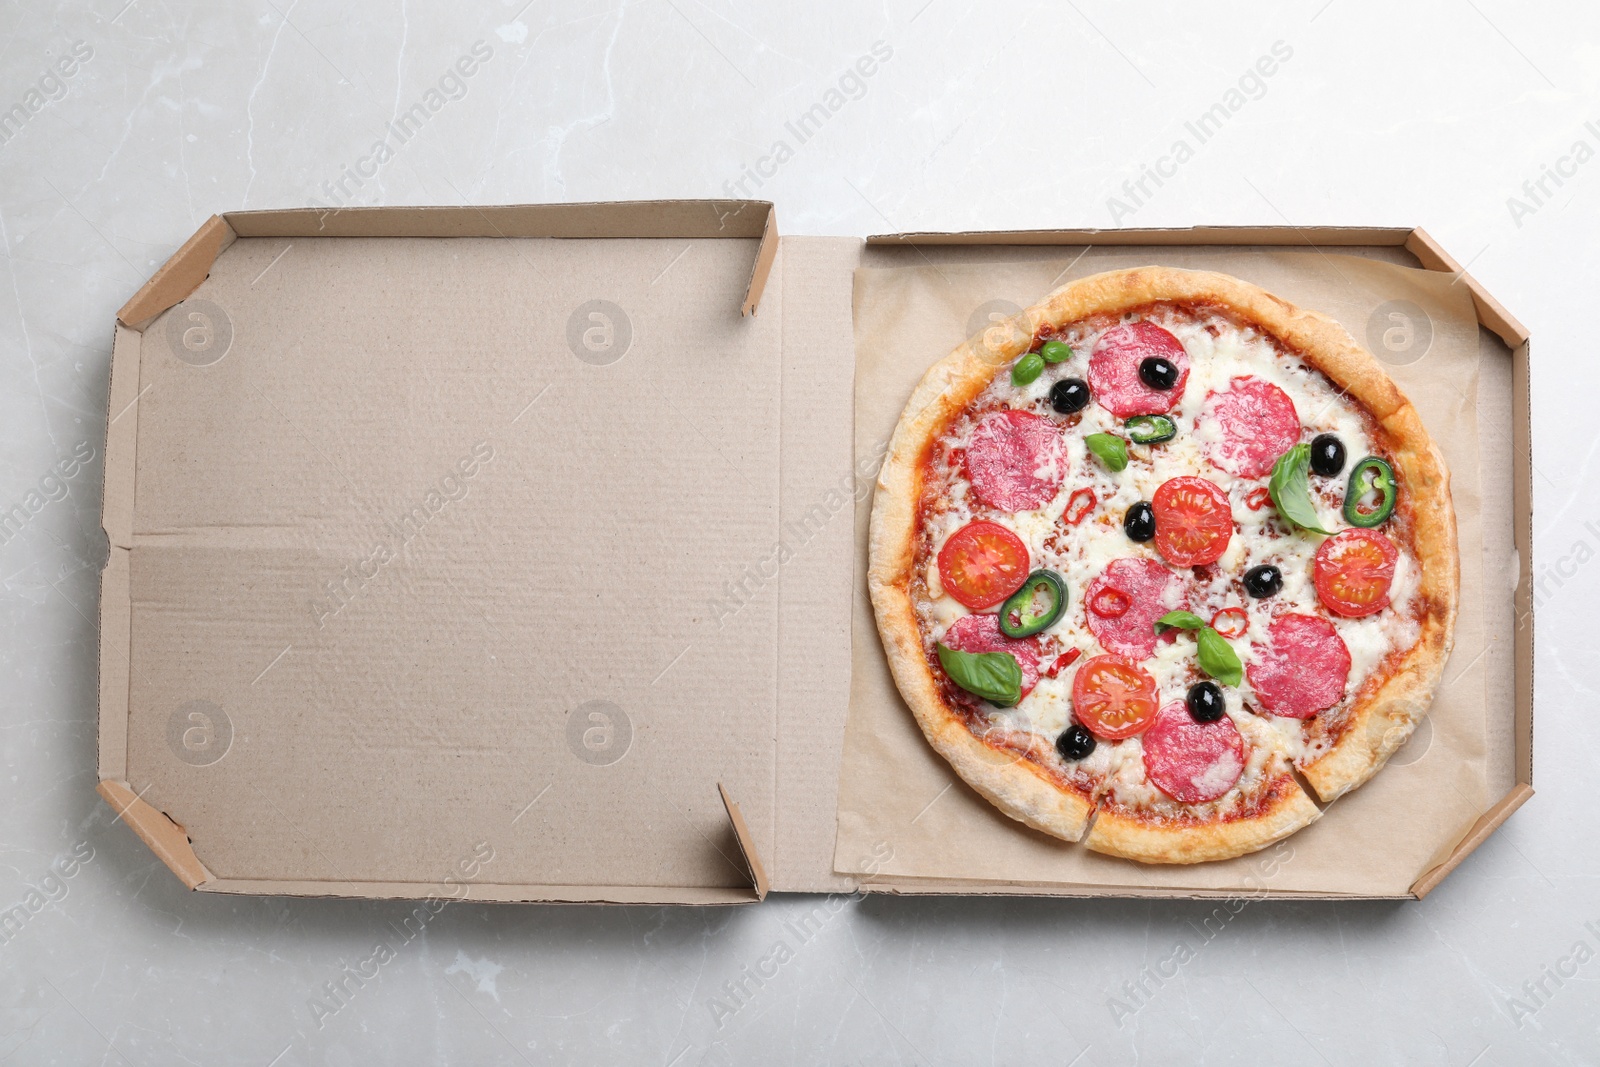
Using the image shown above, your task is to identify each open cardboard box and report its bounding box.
[97,202,1533,903]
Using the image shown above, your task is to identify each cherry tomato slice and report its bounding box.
[937,520,1030,610]
[1313,529,1398,618]
[1210,607,1249,639]
[1071,654,1160,740]
[1089,586,1132,619]
[1063,487,1097,526]
[1152,476,1234,567]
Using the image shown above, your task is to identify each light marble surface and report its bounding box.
[1,1,1596,1063]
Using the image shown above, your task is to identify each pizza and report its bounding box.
[868,267,1458,864]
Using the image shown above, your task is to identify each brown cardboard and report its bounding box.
[768,236,866,894]
[869,225,1414,248]
[115,202,781,331]
[101,202,811,905]
[1410,782,1534,899]
[99,208,1530,903]
[96,780,212,889]
[1404,229,1529,347]
[718,783,770,900]
[835,232,1529,899]
[117,215,236,329]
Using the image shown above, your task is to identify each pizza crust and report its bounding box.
[869,265,1459,863]
[872,477,1096,843]
[1301,401,1458,800]
[1085,774,1322,865]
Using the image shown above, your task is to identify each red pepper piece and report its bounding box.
[1063,487,1097,526]
[1210,607,1249,639]
[1089,586,1132,619]
[1044,648,1082,678]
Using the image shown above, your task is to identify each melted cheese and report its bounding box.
[914,304,1426,814]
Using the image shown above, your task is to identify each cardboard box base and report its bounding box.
[833,240,1526,899]
[98,205,1532,903]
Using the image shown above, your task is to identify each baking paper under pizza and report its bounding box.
[868,267,1458,864]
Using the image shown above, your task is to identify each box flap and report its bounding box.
[1410,782,1534,898]
[117,215,236,329]
[99,324,142,782]
[1404,228,1529,348]
[867,224,1415,247]
[116,202,779,334]
[718,783,769,899]
[231,200,780,315]
[99,204,791,902]
[97,779,212,889]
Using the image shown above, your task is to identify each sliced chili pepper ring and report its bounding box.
[1089,586,1132,619]
[1343,456,1397,527]
[1210,607,1249,639]
[1063,487,1097,526]
[998,570,1067,638]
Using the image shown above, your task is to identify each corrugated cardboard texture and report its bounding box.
[117,215,236,329]
[1404,229,1529,348]
[101,211,1529,902]
[96,780,212,889]
[114,202,780,334]
[771,237,864,893]
[229,201,774,241]
[718,783,771,899]
[1513,340,1534,786]
[837,245,1519,897]
[98,323,143,782]
[118,232,785,899]
[868,226,1415,249]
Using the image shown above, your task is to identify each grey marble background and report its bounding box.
[1,1,1594,1064]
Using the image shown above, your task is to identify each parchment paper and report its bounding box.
[835,249,1494,896]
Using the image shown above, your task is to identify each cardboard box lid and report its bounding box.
[99,201,860,904]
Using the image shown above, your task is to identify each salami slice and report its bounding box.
[941,612,1043,699]
[1247,613,1351,718]
[1142,701,1245,804]
[1196,376,1300,479]
[1084,558,1186,660]
[964,410,1067,512]
[1087,322,1191,418]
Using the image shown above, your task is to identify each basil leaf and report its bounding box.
[1011,352,1045,386]
[937,644,1022,707]
[1154,612,1243,686]
[1039,339,1073,364]
[1153,609,1207,635]
[1268,443,1332,535]
[1196,626,1243,687]
[1085,433,1129,473]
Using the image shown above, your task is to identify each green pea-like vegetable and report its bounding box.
[1011,353,1046,386]
[1039,339,1073,364]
